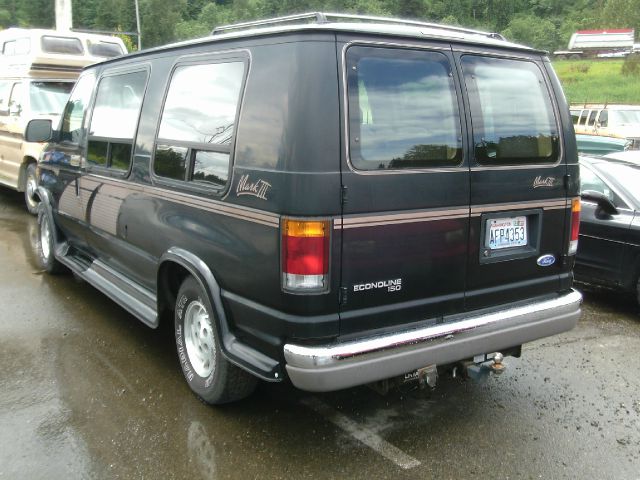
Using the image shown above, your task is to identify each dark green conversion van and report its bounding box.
[27,13,582,404]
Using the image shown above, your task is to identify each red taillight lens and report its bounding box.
[281,218,330,292]
[569,197,581,255]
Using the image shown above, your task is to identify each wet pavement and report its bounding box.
[1,186,639,480]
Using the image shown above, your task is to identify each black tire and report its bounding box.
[36,205,65,274]
[175,276,257,404]
[24,163,39,215]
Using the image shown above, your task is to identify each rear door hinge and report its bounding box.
[341,185,348,205]
[339,286,348,306]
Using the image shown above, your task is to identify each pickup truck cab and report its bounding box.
[28,13,582,404]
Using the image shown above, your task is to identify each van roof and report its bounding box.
[90,12,541,69]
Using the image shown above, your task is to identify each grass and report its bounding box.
[552,59,640,105]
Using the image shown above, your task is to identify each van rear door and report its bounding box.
[455,51,572,311]
[338,41,470,336]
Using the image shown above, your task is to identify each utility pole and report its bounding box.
[134,0,142,50]
[55,0,73,31]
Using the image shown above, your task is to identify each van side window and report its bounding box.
[462,56,558,165]
[346,46,462,170]
[87,70,147,171]
[570,110,580,125]
[60,73,96,144]
[578,110,587,125]
[587,110,597,126]
[598,109,608,127]
[154,61,245,188]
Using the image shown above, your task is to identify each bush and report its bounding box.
[622,53,640,77]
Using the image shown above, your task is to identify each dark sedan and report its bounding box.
[576,156,640,303]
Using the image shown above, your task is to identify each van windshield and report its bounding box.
[30,82,74,115]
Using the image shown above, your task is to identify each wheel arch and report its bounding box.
[18,155,38,192]
[157,247,283,382]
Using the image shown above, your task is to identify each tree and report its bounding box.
[502,14,559,51]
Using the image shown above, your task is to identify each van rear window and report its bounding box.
[41,36,83,55]
[461,56,558,165]
[347,46,462,170]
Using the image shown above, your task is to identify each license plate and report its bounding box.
[485,216,527,250]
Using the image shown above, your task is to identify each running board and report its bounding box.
[55,244,158,328]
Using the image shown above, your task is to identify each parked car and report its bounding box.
[604,150,640,162]
[576,155,640,303]
[575,133,630,155]
[27,12,582,404]
[0,28,127,213]
[571,104,640,150]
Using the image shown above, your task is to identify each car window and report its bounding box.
[8,82,23,116]
[598,109,608,128]
[87,70,147,171]
[41,36,83,55]
[570,110,580,125]
[346,46,462,170]
[577,110,587,125]
[587,110,598,126]
[87,41,124,58]
[580,164,628,208]
[29,81,74,115]
[60,73,96,144]
[154,60,245,189]
[462,56,558,165]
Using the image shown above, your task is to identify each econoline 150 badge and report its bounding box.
[537,254,556,267]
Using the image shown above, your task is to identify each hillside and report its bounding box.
[554,59,640,105]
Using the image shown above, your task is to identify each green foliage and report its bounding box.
[2,0,639,50]
[554,59,640,104]
[622,52,640,77]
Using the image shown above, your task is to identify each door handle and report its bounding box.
[75,178,79,196]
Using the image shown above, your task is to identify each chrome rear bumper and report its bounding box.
[284,289,582,392]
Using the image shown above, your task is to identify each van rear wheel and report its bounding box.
[174,276,257,404]
[24,163,39,215]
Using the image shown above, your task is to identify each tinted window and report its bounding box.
[598,109,608,127]
[347,46,462,170]
[60,73,95,144]
[587,110,597,126]
[462,56,558,165]
[570,110,580,125]
[87,41,124,58]
[29,81,73,115]
[88,70,147,171]
[578,110,588,125]
[41,36,83,55]
[154,61,245,188]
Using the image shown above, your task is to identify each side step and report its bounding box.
[56,243,158,328]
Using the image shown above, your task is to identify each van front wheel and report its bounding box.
[24,163,39,215]
[174,276,257,404]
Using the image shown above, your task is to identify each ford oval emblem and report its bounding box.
[537,254,556,267]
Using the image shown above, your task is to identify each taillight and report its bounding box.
[568,197,581,255]
[281,218,330,293]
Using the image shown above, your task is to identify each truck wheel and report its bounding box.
[37,205,65,274]
[570,54,581,60]
[174,276,257,404]
[24,163,39,215]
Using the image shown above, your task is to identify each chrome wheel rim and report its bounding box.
[184,300,215,378]
[40,217,51,260]
[26,173,38,208]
